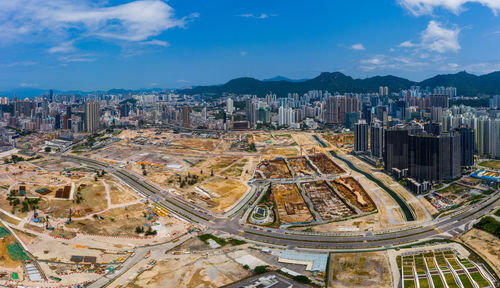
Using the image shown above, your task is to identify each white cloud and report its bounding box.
[0,0,192,48]
[399,40,417,47]
[141,40,170,47]
[57,54,95,63]
[240,51,248,56]
[238,13,276,19]
[399,0,500,16]
[20,82,38,87]
[176,79,190,83]
[398,21,460,53]
[421,21,461,53]
[49,40,75,53]
[350,43,366,50]
[445,62,500,73]
[359,55,427,71]
[3,61,37,67]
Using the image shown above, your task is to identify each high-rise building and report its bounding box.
[384,127,409,173]
[54,113,61,130]
[245,98,258,125]
[345,112,360,130]
[324,96,338,124]
[66,105,72,119]
[370,120,384,159]
[379,86,388,96]
[84,101,100,133]
[354,119,368,153]
[458,127,474,167]
[202,106,207,122]
[408,132,461,182]
[226,98,234,115]
[182,105,190,127]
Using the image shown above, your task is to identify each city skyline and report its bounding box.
[1,0,500,90]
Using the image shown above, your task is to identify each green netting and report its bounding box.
[0,227,10,237]
[7,242,29,261]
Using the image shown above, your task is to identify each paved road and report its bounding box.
[63,155,500,250]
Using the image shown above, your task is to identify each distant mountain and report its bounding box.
[0,88,57,99]
[179,72,416,97]
[2,71,499,99]
[178,71,500,97]
[0,87,167,99]
[262,76,309,82]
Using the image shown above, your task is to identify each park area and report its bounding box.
[399,249,494,288]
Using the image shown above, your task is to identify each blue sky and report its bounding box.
[0,0,499,91]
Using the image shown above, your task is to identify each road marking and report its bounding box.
[431,224,442,233]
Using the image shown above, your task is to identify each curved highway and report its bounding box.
[63,154,500,250]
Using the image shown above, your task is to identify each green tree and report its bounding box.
[253,266,268,274]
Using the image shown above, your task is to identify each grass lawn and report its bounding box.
[404,280,415,288]
[431,275,445,288]
[436,183,467,194]
[419,277,430,288]
[479,160,500,169]
[469,272,491,288]
[444,273,459,288]
[458,274,474,288]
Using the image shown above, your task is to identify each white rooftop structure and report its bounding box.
[278,251,328,272]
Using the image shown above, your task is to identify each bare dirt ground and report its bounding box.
[109,181,139,205]
[201,177,249,213]
[68,203,150,237]
[458,228,500,276]
[273,183,314,224]
[329,251,392,288]
[332,148,431,222]
[127,253,251,288]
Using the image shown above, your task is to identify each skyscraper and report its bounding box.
[182,105,190,127]
[458,127,474,167]
[226,98,234,115]
[384,126,409,173]
[354,119,368,153]
[54,113,61,130]
[370,120,384,159]
[84,101,100,133]
[408,132,460,182]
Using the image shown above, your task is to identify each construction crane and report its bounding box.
[66,209,72,225]
[45,215,54,231]
[33,207,39,223]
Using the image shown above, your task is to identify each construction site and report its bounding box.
[272,183,314,225]
[301,181,356,221]
[287,156,316,177]
[254,159,292,179]
[323,133,355,152]
[331,177,377,213]
[308,153,345,175]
